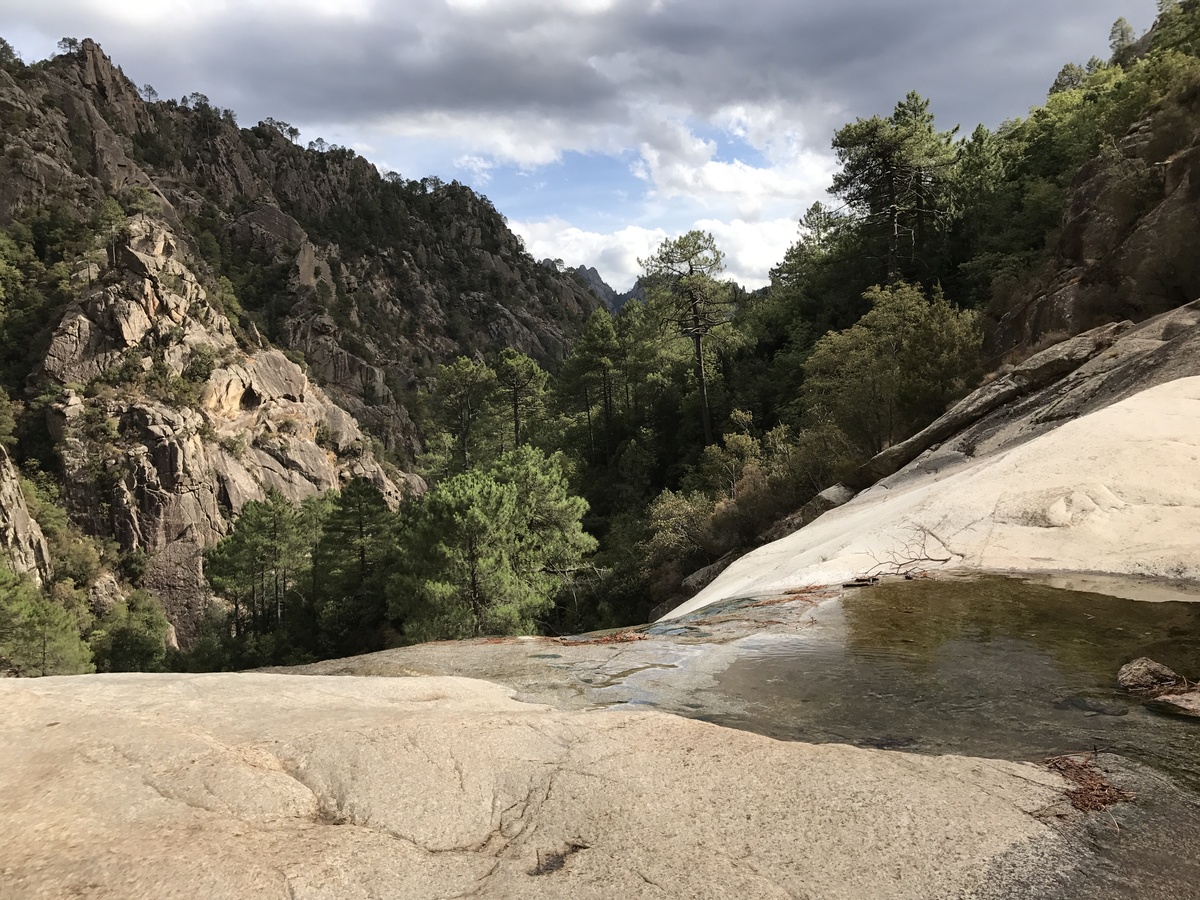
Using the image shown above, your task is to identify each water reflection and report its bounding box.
[707,577,1200,790]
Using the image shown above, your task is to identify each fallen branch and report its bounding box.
[556,631,648,646]
[865,525,954,577]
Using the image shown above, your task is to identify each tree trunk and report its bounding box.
[886,168,900,282]
[512,387,521,447]
[601,367,613,460]
[582,385,595,462]
[691,302,715,446]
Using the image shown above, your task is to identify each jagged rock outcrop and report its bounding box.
[0,40,161,221]
[0,39,596,639]
[38,216,404,641]
[0,447,51,587]
[570,264,621,310]
[0,41,600,467]
[40,215,236,385]
[995,102,1200,354]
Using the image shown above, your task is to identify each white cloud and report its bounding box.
[510,218,669,293]
[454,154,495,184]
[691,218,801,289]
[370,111,630,168]
[631,115,837,221]
[511,215,802,292]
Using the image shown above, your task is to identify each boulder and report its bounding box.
[681,553,736,595]
[1148,691,1200,718]
[1117,657,1184,693]
[759,483,856,544]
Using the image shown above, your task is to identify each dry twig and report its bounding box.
[1045,750,1134,812]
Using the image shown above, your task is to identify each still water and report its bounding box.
[638,577,1200,898]
[688,577,1200,789]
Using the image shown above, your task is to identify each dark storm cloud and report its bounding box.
[4,0,1146,141]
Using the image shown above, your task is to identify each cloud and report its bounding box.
[4,0,1154,284]
[633,120,836,220]
[11,1,1147,133]
[692,218,804,289]
[511,215,802,292]
[453,154,496,184]
[510,218,669,292]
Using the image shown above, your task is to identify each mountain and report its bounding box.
[570,265,648,312]
[0,39,601,641]
[1,39,602,461]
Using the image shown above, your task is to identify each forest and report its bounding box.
[3,3,1200,672]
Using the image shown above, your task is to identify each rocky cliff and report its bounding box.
[0,39,601,642]
[0,39,601,460]
[34,215,403,640]
[994,77,1200,354]
[0,447,51,588]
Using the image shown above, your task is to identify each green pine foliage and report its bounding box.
[0,562,93,676]
[194,450,595,664]
[801,284,981,456]
[89,590,170,673]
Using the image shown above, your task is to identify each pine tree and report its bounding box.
[428,356,499,471]
[639,231,732,446]
[311,478,393,655]
[830,92,956,284]
[205,489,311,641]
[391,448,594,641]
[1110,17,1136,56]
[492,348,547,449]
[0,563,93,676]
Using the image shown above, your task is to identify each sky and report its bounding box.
[1,1,1155,291]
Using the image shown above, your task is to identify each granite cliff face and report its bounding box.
[0,447,51,588]
[35,215,403,640]
[995,101,1200,354]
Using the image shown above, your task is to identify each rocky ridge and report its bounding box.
[995,97,1200,354]
[0,40,601,462]
[0,446,51,588]
[0,38,604,641]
